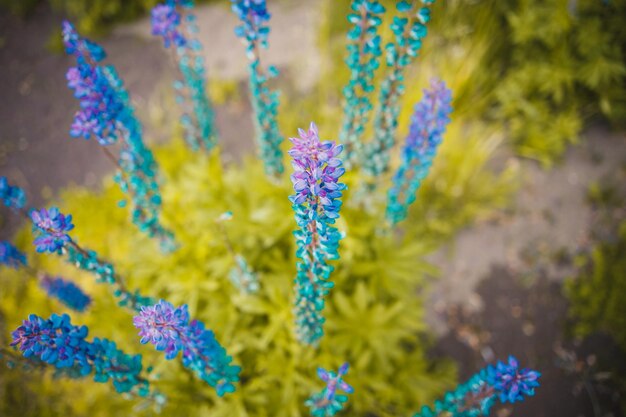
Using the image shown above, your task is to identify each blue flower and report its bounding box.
[0,241,27,269]
[40,276,92,312]
[306,363,354,417]
[133,300,241,396]
[488,355,541,403]
[151,4,186,49]
[386,78,452,224]
[31,207,74,253]
[0,176,26,209]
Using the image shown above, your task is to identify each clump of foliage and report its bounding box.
[0,0,541,416]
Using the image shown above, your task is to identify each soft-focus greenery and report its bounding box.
[317,0,626,166]
[0,109,515,416]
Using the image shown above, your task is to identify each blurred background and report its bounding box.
[0,0,625,416]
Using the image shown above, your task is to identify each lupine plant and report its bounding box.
[386,78,452,225]
[152,0,217,151]
[0,1,543,416]
[10,313,163,406]
[289,122,346,346]
[306,363,354,417]
[231,0,284,177]
[364,0,435,181]
[340,0,385,166]
[413,356,541,417]
[63,21,176,252]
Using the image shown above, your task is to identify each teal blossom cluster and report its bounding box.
[10,313,161,402]
[364,0,435,180]
[63,21,175,252]
[386,78,452,225]
[231,0,284,177]
[31,206,152,311]
[39,276,92,312]
[306,363,354,417]
[0,176,26,209]
[340,0,385,166]
[289,123,346,346]
[133,300,241,397]
[152,1,218,152]
[413,356,541,417]
[230,254,260,294]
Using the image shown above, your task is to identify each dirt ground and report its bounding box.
[1,3,625,417]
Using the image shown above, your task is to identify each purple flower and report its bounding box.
[133,300,240,396]
[133,300,188,359]
[0,241,27,269]
[151,4,187,49]
[40,276,92,312]
[488,356,541,403]
[306,363,354,416]
[318,363,354,400]
[31,207,74,253]
[62,21,106,63]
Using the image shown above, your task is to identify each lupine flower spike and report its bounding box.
[289,123,346,345]
[40,276,92,312]
[386,79,452,224]
[31,206,153,310]
[62,21,176,252]
[0,241,27,269]
[340,0,385,166]
[133,300,241,396]
[10,313,164,406]
[363,0,436,181]
[306,363,354,417]
[413,356,541,417]
[152,0,217,151]
[231,0,284,177]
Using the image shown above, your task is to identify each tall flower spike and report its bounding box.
[306,363,354,417]
[62,21,176,252]
[231,0,284,177]
[386,79,452,225]
[413,356,541,417]
[363,0,436,181]
[340,0,385,166]
[0,241,27,269]
[31,206,153,310]
[133,300,241,397]
[10,313,162,404]
[40,276,92,312]
[152,1,218,151]
[289,123,346,346]
[0,176,26,210]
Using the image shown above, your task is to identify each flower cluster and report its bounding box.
[10,313,157,399]
[39,276,92,312]
[413,356,541,417]
[152,1,218,152]
[231,0,283,177]
[305,363,354,417]
[289,123,346,345]
[0,176,26,209]
[488,356,541,403]
[0,241,27,269]
[340,0,385,166]
[364,0,435,179]
[133,300,241,396]
[386,78,452,224]
[31,207,75,253]
[63,21,175,251]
